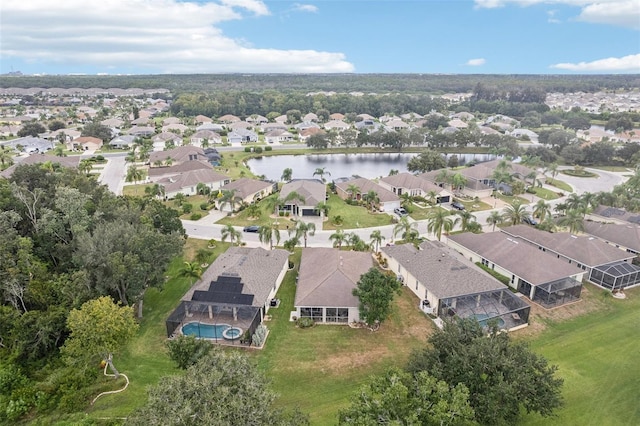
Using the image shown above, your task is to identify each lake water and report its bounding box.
[247,152,497,181]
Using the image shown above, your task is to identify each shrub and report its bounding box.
[244,147,251,152]
[264,146,272,151]
[94,155,105,161]
[166,335,212,369]
[199,202,209,211]
[252,325,268,347]
[190,213,202,221]
[182,203,193,214]
[254,147,263,154]
[476,262,510,285]
[296,317,315,328]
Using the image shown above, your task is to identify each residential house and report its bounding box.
[448,232,585,308]
[227,129,258,144]
[329,113,345,121]
[335,177,400,213]
[109,134,136,149]
[227,121,253,131]
[1,136,54,153]
[148,160,215,181]
[265,130,295,144]
[293,248,373,324]
[299,128,325,142]
[162,117,182,126]
[294,121,320,132]
[385,119,410,131]
[151,132,183,151]
[149,145,209,167]
[194,115,212,124]
[100,117,124,128]
[447,118,468,129]
[162,123,189,134]
[128,126,155,137]
[590,205,640,226]
[190,130,222,147]
[67,136,102,151]
[260,122,289,133]
[131,117,152,126]
[166,247,290,346]
[380,241,530,330]
[217,178,275,212]
[379,172,452,203]
[280,179,326,217]
[583,221,640,255]
[501,225,640,291]
[450,112,475,121]
[217,114,241,124]
[156,168,230,198]
[246,115,269,125]
[303,113,318,122]
[0,153,80,179]
[323,120,350,131]
[196,123,225,133]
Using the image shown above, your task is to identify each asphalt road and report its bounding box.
[98,153,127,195]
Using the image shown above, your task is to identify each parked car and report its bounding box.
[243,225,260,232]
[522,216,538,226]
[451,201,465,210]
[394,207,408,216]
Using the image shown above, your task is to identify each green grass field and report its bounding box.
[323,194,394,230]
[522,287,640,426]
[545,178,573,192]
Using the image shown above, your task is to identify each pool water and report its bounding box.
[473,313,505,328]
[182,322,230,339]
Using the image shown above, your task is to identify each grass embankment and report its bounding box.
[545,178,573,192]
[522,286,640,426]
[529,187,560,200]
[254,250,434,424]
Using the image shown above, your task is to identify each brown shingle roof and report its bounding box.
[448,232,583,285]
[381,242,505,299]
[295,248,372,307]
[220,178,273,199]
[336,177,399,203]
[280,179,326,206]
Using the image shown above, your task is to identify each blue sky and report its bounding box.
[1,0,638,75]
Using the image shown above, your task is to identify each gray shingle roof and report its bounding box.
[380,172,445,194]
[582,221,640,253]
[157,169,229,193]
[280,179,326,206]
[501,225,634,267]
[182,247,289,307]
[295,248,373,307]
[336,177,399,203]
[220,178,273,199]
[381,242,505,299]
[448,232,584,285]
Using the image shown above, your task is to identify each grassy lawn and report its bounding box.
[521,286,640,426]
[216,194,297,230]
[254,251,434,424]
[122,183,153,196]
[323,194,394,230]
[496,193,531,205]
[530,186,561,200]
[85,239,231,421]
[545,178,573,192]
[589,165,633,172]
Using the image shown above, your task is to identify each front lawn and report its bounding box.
[545,178,573,192]
[323,194,394,230]
[522,286,640,426]
[529,187,560,200]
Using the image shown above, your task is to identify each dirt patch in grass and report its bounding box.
[514,283,612,339]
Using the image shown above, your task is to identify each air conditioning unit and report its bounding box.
[397,275,404,283]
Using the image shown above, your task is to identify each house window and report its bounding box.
[511,274,515,284]
[326,308,349,323]
[415,280,418,290]
[299,307,323,320]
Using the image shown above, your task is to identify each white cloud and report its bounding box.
[466,58,486,66]
[550,53,640,71]
[292,3,319,13]
[474,0,639,29]
[0,0,354,74]
[547,9,561,23]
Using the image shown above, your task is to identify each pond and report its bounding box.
[247,152,497,181]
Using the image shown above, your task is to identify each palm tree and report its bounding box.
[565,193,583,212]
[346,184,361,201]
[179,261,202,286]
[220,224,242,246]
[435,169,451,189]
[218,189,242,213]
[454,209,476,232]
[369,230,385,253]
[195,249,212,267]
[78,159,93,175]
[196,182,211,196]
[173,192,186,206]
[329,229,348,248]
[525,171,537,189]
[245,203,261,219]
[533,200,551,222]
[451,173,467,191]
[486,210,504,232]
[314,201,330,218]
[258,223,281,249]
[545,162,559,182]
[426,190,438,206]
[501,200,530,226]
[580,192,598,217]
[281,168,293,182]
[362,190,379,211]
[426,208,453,241]
[394,216,418,241]
[291,220,316,248]
[53,145,67,157]
[312,167,331,182]
[126,165,144,195]
[558,209,585,234]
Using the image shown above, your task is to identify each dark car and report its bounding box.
[523,216,538,226]
[243,225,260,233]
[451,201,465,211]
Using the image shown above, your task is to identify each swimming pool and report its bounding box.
[182,322,231,339]
[472,313,505,328]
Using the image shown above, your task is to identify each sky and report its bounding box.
[1,0,639,75]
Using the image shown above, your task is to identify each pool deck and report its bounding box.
[180,312,253,346]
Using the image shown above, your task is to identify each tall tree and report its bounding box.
[218,189,242,213]
[407,318,564,425]
[557,209,585,234]
[454,209,477,232]
[281,167,293,182]
[220,224,242,246]
[329,229,348,249]
[179,261,202,286]
[362,190,379,211]
[407,149,447,173]
[426,208,454,241]
[312,167,331,182]
[258,223,281,250]
[127,349,309,426]
[369,229,385,253]
[352,268,401,328]
[338,368,475,426]
[501,200,531,226]
[533,200,551,222]
[486,210,504,232]
[393,216,418,242]
[291,220,316,248]
[62,296,138,379]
